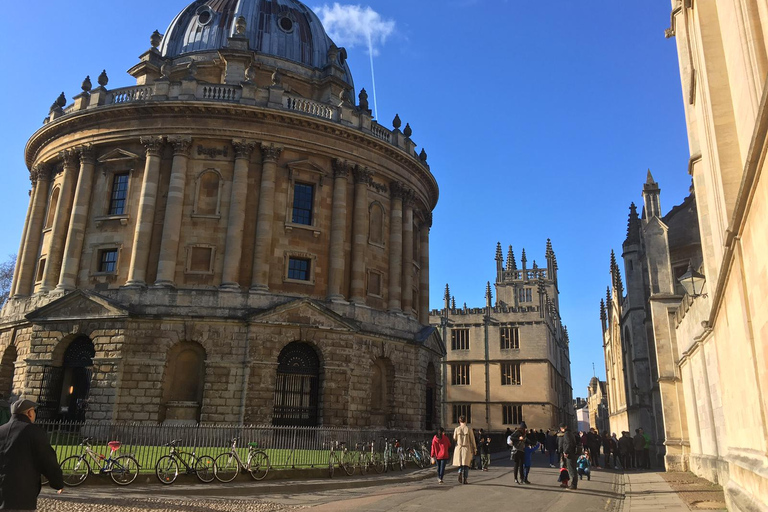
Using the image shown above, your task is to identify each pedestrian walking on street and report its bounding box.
[523,440,539,484]
[478,430,491,471]
[537,429,546,454]
[431,427,452,484]
[453,416,477,484]
[509,426,526,484]
[633,428,646,470]
[560,422,579,490]
[0,399,64,510]
[546,429,558,467]
[640,428,652,469]
[618,431,633,470]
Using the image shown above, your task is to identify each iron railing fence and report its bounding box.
[39,420,434,474]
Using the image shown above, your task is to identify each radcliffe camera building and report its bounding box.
[430,241,574,432]
[0,0,443,429]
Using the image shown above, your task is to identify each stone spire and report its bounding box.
[521,248,527,270]
[444,284,451,310]
[486,281,493,309]
[495,242,504,281]
[507,245,517,271]
[451,296,456,310]
[626,202,641,244]
[642,169,661,220]
[600,298,607,333]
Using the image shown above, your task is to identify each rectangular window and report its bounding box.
[502,404,523,425]
[109,173,129,215]
[452,404,472,424]
[451,364,470,386]
[291,183,314,225]
[288,257,311,281]
[367,271,381,296]
[36,258,46,282]
[518,288,532,303]
[501,363,522,386]
[98,249,118,273]
[188,247,213,273]
[500,326,520,350]
[451,328,470,351]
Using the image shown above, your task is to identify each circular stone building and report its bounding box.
[0,0,442,429]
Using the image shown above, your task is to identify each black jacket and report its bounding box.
[0,415,63,510]
[560,428,579,457]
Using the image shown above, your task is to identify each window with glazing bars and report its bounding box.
[518,287,532,303]
[451,364,470,386]
[287,257,311,281]
[452,404,472,424]
[291,183,314,225]
[501,362,521,386]
[502,404,523,425]
[99,249,118,273]
[500,326,520,349]
[451,328,469,351]
[109,174,129,215]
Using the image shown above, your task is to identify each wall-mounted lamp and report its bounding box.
[678,261,708,298]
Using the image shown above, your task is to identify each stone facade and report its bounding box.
[429,242,573,433]
[0,0,443,430]
[586,377,609,435]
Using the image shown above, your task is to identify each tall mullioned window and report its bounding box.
[292,183,314,225]
[451,364,470,386]
[452,404,472,424]
[451,328,470,351]
[501,362,522,386]
[518,287,532,303]
[503,404,523,425]
[109,173,129,215]
[500,326,520,350]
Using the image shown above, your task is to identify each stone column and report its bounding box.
[419,212,432,325]
[387,182,404,312]
[327,159,350,301]
[349,166,372,304]
[154,137,192,287]
[125,136,164,287]
[250,144,282,291]
[56,146,97,292]
[40,151,78,292]
[401,189,415,316]
[13,166,51,297]
[221,140,256,290]
[11,186,35,297]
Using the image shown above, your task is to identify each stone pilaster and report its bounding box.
[11,185,35,297]
[56,146,97,292]
[419,212,432,324]
[40,151,78,292]
[251,144,282,291]
[154,137,192,287]
[221,139,256,290]
[125,136,164,287]
[401,189,415,316]
[387,182,404,312]
[327,159,350,301]
[13,165,51,297]
[349,166,372,304]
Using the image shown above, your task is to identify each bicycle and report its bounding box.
[213,437,270,483]
[60,437,139,486]
[382,437,404,472]
[405,441,428,469]
[155,439,215,485]
[326,440,353,478]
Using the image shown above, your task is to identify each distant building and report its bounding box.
[430,241,573,432]
[586,377,609,434]
[575,405,589,434]
[573,397,587,410]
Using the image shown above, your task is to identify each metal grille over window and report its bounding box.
[291,183,314,225]
[451,363,470,386]
[109,173,129,215]
[273,342,320,427]
[288,258,311,281]
[452,404,472,424]
[501,362,522,386]
[451,328,470,351]
[99,249,118,273]
[500,326,520,350]
[503,404,523,425]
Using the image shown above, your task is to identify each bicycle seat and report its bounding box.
[108,441,121,452]
[247,442,259,449]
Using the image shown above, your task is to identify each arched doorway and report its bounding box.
[370,358,394,427]
[0,345,17,398]
[425,363,437,431]
[273,342,321,426]
[160,342,206,424]
[41,337,95,422]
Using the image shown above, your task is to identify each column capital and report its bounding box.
[59,149,79,170]
[169,136,193,156]
[332,158,352,178]
[141,136,165,156]
[390,181,404,200]
[353,165,373,185]
[402,187,416,207]
[420,210,433,229]
[232,139,257,160]
[260,143,283,162]
[78,144,96,165]
[29,163,52,185]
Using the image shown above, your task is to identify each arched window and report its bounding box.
[370,358,393,427]
[273,342,321,426]
[194,170,221,216]
[44,187,60,229]
[369,203,384,245]
[39,336,95,422]
[161,342,206,424]
[0,345,17,398]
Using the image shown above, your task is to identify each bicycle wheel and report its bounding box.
[341,450,354,476]
[248,451,269,481]
[214,452,239,483]
[398,454,405,471]
[111,456,139,485]
[156,455,179,485]
[328,452,336,478]
[359,453,368,475]
[60,456,90,487]
[196,455,215,483]
[372,452,384,473]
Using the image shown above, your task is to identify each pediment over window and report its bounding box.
[98,148,142,163]
[247,299,359,332]
[26,290,130,323]
[286,159,327,185]
[417,325,446,356]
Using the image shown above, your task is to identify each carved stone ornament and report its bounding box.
[50,92,66,112]
[232,140,257,159]
[235,16,247,36]
[170,137,193,156]
[60,149,79,169]
[81,76,92,93]
[401,186,416,206]
[244,63,258,83]
[403,123,412,138]
[390,181,404,199]
[78,145,96,165]
[98,70,109,88]
[186,61,198,80]
[358,88,369,111]
[271,69,282,87]
[419,148,428,162]
[141,136,165,156]
[260,143,283,162]
[160,61,172,79]
[30,164,52,185]
[327,43,339,62]
[353,165,373,185]
[392,114,402,130]
[151,30,163,49]
[332,159,351,178]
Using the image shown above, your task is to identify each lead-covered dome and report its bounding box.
[160,0,353,83]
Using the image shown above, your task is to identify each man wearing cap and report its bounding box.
[0,399,63,510]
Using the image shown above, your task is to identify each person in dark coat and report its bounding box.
[546,429,559,467]
[634,428,646,470]
[560,423,579,490]
[0,399,64,510]
[587,428,601,468]
[537,429,546,454]
[618,431,633,470]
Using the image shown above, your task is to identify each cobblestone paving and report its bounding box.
[39,496,300,512]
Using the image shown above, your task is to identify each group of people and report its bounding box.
[574,427,653,471]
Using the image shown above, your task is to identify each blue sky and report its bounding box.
[0,1,690,400]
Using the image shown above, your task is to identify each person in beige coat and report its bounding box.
[453,415,477,484]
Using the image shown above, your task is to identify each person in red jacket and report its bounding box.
[431,427,452,484]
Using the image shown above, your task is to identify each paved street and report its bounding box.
[38,454,623,512]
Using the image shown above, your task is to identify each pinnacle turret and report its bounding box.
[507,246,517,271]
[495,242,503,262]
[451,296,456,310]
[626,202,641,244]
[521,249,527,270]
[486,281,493,308]
[444,284,451,309]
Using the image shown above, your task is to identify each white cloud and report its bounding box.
[314,3,395,55]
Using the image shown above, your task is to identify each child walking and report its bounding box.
[522,441,540,484]
[577,449,591,481]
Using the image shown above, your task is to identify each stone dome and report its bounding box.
[159,0,353,86]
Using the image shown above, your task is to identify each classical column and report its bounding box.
[250,144,283,291]
[56,146,96,292]
[154,137,192,287]
[401,189,415,316]
[349,166,372,304]
[13,165,51,297]
[327,159,350,301]
[221,139,256,290]
[387,182,404,312]
[419,212,432,324]
[11,186,35,297]
[125,136,164,287]
[40,151,78,292]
